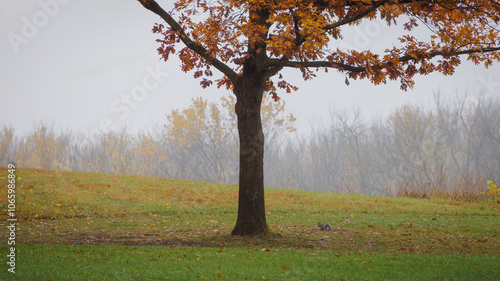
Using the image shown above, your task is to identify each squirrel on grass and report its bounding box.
[318,222,332,231]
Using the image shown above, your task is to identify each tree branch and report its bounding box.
[267,58,365,72]
[323,0,387,30]
[137,0,238,83]
[397,46,500,63]
[268,46,500,73]
[322,0,442,31]
[291,8,306,46]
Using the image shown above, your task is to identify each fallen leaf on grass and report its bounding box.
[282,265,291,270]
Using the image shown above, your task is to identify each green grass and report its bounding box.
[0,168,499,280]
[1,244,498,280]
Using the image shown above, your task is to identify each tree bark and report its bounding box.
[231,74,268,236]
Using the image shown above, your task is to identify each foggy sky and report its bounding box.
[1,0,499,136]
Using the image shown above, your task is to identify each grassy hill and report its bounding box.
[1,168,499,280]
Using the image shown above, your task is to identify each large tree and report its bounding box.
[137,0,500,235]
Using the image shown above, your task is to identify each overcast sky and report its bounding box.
[1,0,499,136]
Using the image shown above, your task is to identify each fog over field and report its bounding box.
[1,0,499,135]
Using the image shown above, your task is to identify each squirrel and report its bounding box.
[318,222,332,231]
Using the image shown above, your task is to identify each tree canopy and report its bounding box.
[140,0,500,96]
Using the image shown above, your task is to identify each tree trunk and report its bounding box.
[231,74,268,236]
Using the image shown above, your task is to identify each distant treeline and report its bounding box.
[1,94,499,198]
